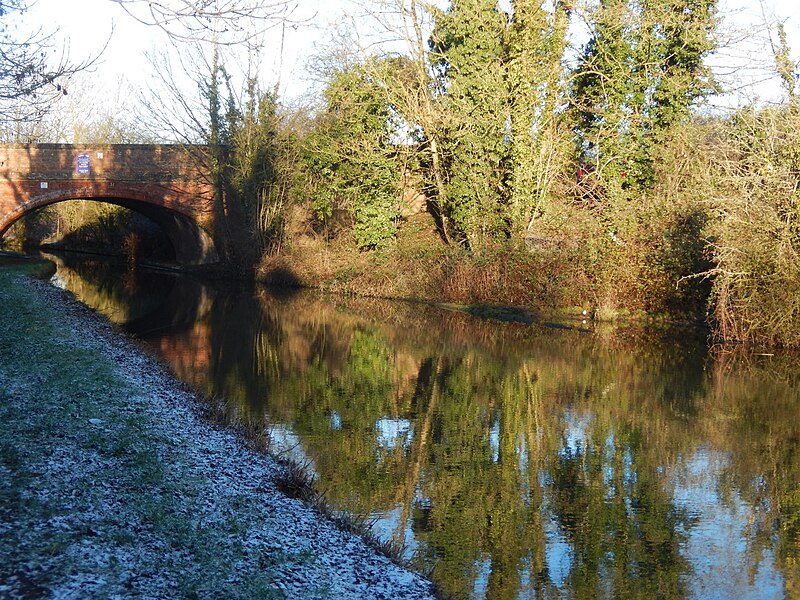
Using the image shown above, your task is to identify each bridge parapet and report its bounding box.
[0,143,211,183]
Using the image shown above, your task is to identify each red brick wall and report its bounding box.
[0,144,220,264]
[0,144,216,228]
[0,144,211,182]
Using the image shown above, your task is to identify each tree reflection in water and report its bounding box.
[54,258,800,600]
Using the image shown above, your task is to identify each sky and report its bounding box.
[16,0,800,124]
[22,0,350,103]
[707,0,800,106]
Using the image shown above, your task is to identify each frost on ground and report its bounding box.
[0,273,435,599]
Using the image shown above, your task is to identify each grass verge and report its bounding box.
[0,266,286,597]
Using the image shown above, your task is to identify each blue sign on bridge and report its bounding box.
[76,154,90,175]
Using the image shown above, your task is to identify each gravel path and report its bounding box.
[0,273,435,599]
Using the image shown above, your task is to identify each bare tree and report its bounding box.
[0,0,97,127]
[109,0,301,45]
[136,44,215,143]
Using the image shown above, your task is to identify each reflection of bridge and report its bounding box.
[0,144,219,264]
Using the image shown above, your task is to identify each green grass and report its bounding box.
[0,253,56,278]
[0,268,289,597]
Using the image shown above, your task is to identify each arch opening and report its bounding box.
[0,196,218,266]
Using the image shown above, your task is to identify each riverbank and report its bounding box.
[256,211,709,326]
[0,264,435,599]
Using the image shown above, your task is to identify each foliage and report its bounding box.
[705,101,800,346]
[301,63,401,250]
[228,86,296,254]
[429,0,511,248]
[774,23,798,98]
[196,45,268,269]
[571,0,718,195]
[505,0,573,239]
[5,201,175,263]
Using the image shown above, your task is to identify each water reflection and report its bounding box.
[50,256,800,599]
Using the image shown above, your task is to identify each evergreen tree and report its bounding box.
[648,0,718,132]
[201,46,261,268]
[571,0,637,195]
[506,0,572,239]
[202,47,241,264]
[302,63,401,250]
[572,0,717,195]
[228,85,288,252]
[773,23,797,98]
[430,0,511,248]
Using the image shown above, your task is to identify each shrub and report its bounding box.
[705,102,800,346]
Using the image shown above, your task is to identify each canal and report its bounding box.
[49,254,799,599]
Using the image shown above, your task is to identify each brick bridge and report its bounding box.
[0,144,220,264]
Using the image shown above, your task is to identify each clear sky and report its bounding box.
[22,0,345,102]
[19,0,800,114]
[709,0,800,106]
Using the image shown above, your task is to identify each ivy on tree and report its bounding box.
[429,0,511,248]
[571,0,717,194]
[302,62,401,251]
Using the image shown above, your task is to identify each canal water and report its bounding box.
[49,255,799,599]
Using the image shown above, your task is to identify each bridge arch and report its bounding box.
[0,144,220,265]
[0,188,218,265]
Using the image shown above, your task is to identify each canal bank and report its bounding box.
[0,265,435,599]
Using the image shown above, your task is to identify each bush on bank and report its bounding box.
[704,102,800,347]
